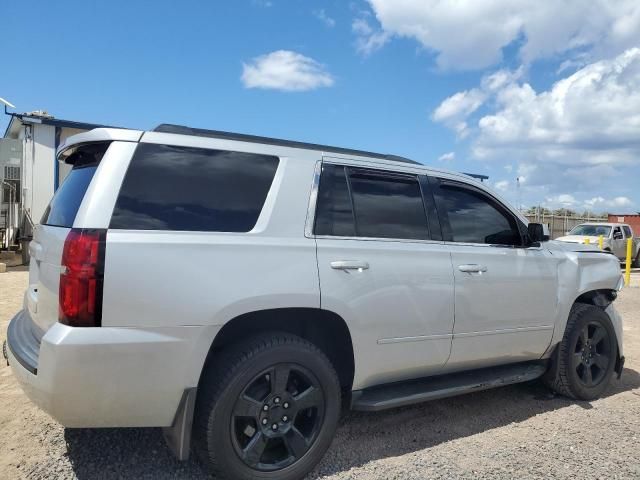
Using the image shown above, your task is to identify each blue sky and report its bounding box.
[1,0,639,213]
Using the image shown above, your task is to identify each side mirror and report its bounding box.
[527,223,549,244]
[613,231,623,240]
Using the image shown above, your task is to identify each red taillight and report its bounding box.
[59,229,106,327]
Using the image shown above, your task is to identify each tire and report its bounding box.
[633,250,640,268]
[547,304,618,400]
[193,332,341,480]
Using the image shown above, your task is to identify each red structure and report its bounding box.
[608,214,640,236]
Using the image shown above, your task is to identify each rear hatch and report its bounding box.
[26,143,110,335]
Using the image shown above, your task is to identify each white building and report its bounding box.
[1,112,108,249]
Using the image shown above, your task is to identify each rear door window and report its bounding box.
[623,226,632,238]
[314,164,430,240]
[110,143,279,232]
[42,142,110,227]
[348,169,429,240]
[314,164,356,237]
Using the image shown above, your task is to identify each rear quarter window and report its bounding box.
[110,143,279,232]
[41,142,110,227]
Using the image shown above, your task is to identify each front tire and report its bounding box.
[547,304,617,400]
[193,333,341,480]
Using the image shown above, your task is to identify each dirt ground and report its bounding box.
[1,263,639,479]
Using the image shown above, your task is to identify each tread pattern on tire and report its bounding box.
[548,303,612,399]
[193,332,340,479]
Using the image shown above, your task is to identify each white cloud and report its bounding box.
[494,180,510,191]
[477,48,640,158]
[241,50,334,92]
[432,88,486,138]
[363,0,640,69]
[432,67,522,138]
[584,196,633,209]
[436,48,640,172]
[352,17,391,56]
[437,152,455,162]
[546,194,577,207]
[313,9,336,28]
[432,89,485,123]
[433,49,640,211]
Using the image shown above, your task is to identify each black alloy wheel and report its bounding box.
[571,321,612,387]
[231,363,325,471]
[545,303,618,400]
[193,333,341,480]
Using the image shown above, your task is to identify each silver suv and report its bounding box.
[6,125,626,480]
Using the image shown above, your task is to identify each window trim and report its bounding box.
[429,176,526,248]
[306,160,440,244]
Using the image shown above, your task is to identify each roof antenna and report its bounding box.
[1,97,16,116]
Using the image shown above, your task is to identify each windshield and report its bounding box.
[569,225,611,236]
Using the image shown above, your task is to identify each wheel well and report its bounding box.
[574,289,617,309]
[206,308,355,390]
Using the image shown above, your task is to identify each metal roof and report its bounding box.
[153,123,421,165]
[3,113,115,139]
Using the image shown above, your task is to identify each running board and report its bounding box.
[351,361,547,412]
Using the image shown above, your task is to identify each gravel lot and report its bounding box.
[1,261,639,479]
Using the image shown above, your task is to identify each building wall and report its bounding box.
[56,127,87,186]
[608,214,640,237]
[24,123,56,223]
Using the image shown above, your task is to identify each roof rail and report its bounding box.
[152,124,420,165]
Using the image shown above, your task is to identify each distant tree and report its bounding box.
[553,208,576,216]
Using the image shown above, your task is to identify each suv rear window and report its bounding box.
[41,142,110,227]
[110,143,279,232]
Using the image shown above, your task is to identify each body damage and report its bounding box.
[545,240,624,357]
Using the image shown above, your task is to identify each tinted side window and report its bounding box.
[314,164,356,236]
[42,142,110,227]
[434,183,521,246]
[110,143,279,232]
[348,169,429,240]
[623,226,632,237]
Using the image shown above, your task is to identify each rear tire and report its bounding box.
[633,250,640,268]
[193,333,341,480]
[547,304,617,400]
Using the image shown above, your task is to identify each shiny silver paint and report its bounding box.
[8,127,624,429]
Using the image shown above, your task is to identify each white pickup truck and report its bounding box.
[557,223,640,266]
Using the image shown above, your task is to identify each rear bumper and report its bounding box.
[7,310,220,428]
[7,310,40,374]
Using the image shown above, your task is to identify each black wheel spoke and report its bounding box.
[593,353,609,370]
[591,327,605,346]
[284,426,309,458]
[271,365,291,395]
[242,432,268,467]
[580,326,589,346]
[234,395,262,419]
[572,352,583,368]
[583,365,594,386]
[294,385,323,412]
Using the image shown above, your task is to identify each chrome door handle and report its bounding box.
[458,264,488,273]
[330,261,369,271]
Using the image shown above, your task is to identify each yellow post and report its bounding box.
[625,238,632,286]
[598,235,604,250]
[584,238,590,245]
